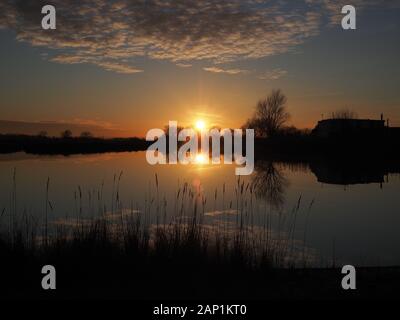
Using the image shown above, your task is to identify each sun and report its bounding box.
[195,153,207,164]
[195,119,206,131]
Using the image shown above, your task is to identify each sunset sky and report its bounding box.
[1,0,399,137]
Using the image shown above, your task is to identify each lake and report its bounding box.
[1,151,399,267]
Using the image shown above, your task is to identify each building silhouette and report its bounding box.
[312,118,386,138]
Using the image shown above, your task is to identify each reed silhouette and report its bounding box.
[1,170,399,299]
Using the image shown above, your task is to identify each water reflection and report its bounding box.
[309,160,393,185]
[1,152,400,266]
[251,161,289,210]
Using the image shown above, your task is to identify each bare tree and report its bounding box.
[61,130,72,138]
[331,108,358,120]
[245,89,290,137]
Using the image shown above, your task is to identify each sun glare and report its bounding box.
[195,153,208,164]
[195,119,206,131]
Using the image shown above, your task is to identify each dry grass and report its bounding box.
[0,170,316,271]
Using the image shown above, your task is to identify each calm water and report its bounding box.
[1,151,400,267]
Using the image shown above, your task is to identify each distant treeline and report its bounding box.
[0,134,150,155]
[1,131,400,159]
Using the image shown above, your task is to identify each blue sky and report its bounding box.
[0,0,399,136]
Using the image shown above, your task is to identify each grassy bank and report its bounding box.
[1,219,399,300]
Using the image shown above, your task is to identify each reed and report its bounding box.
[0,169,318,299]
[0,169,315,269]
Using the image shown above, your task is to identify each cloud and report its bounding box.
[176,63,192,68]
[0,0,388,74]
[305,0,392,25]
[258,68,288,80]
[94,61,143,74]
[203,67,249,75]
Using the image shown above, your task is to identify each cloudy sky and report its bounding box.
[1,0,399,136]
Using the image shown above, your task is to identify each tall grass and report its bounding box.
[0,169,316,271]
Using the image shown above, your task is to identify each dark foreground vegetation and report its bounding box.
[1,213,399,300]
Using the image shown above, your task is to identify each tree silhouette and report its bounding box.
[244,89,290,137]
[61,130,72,138]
